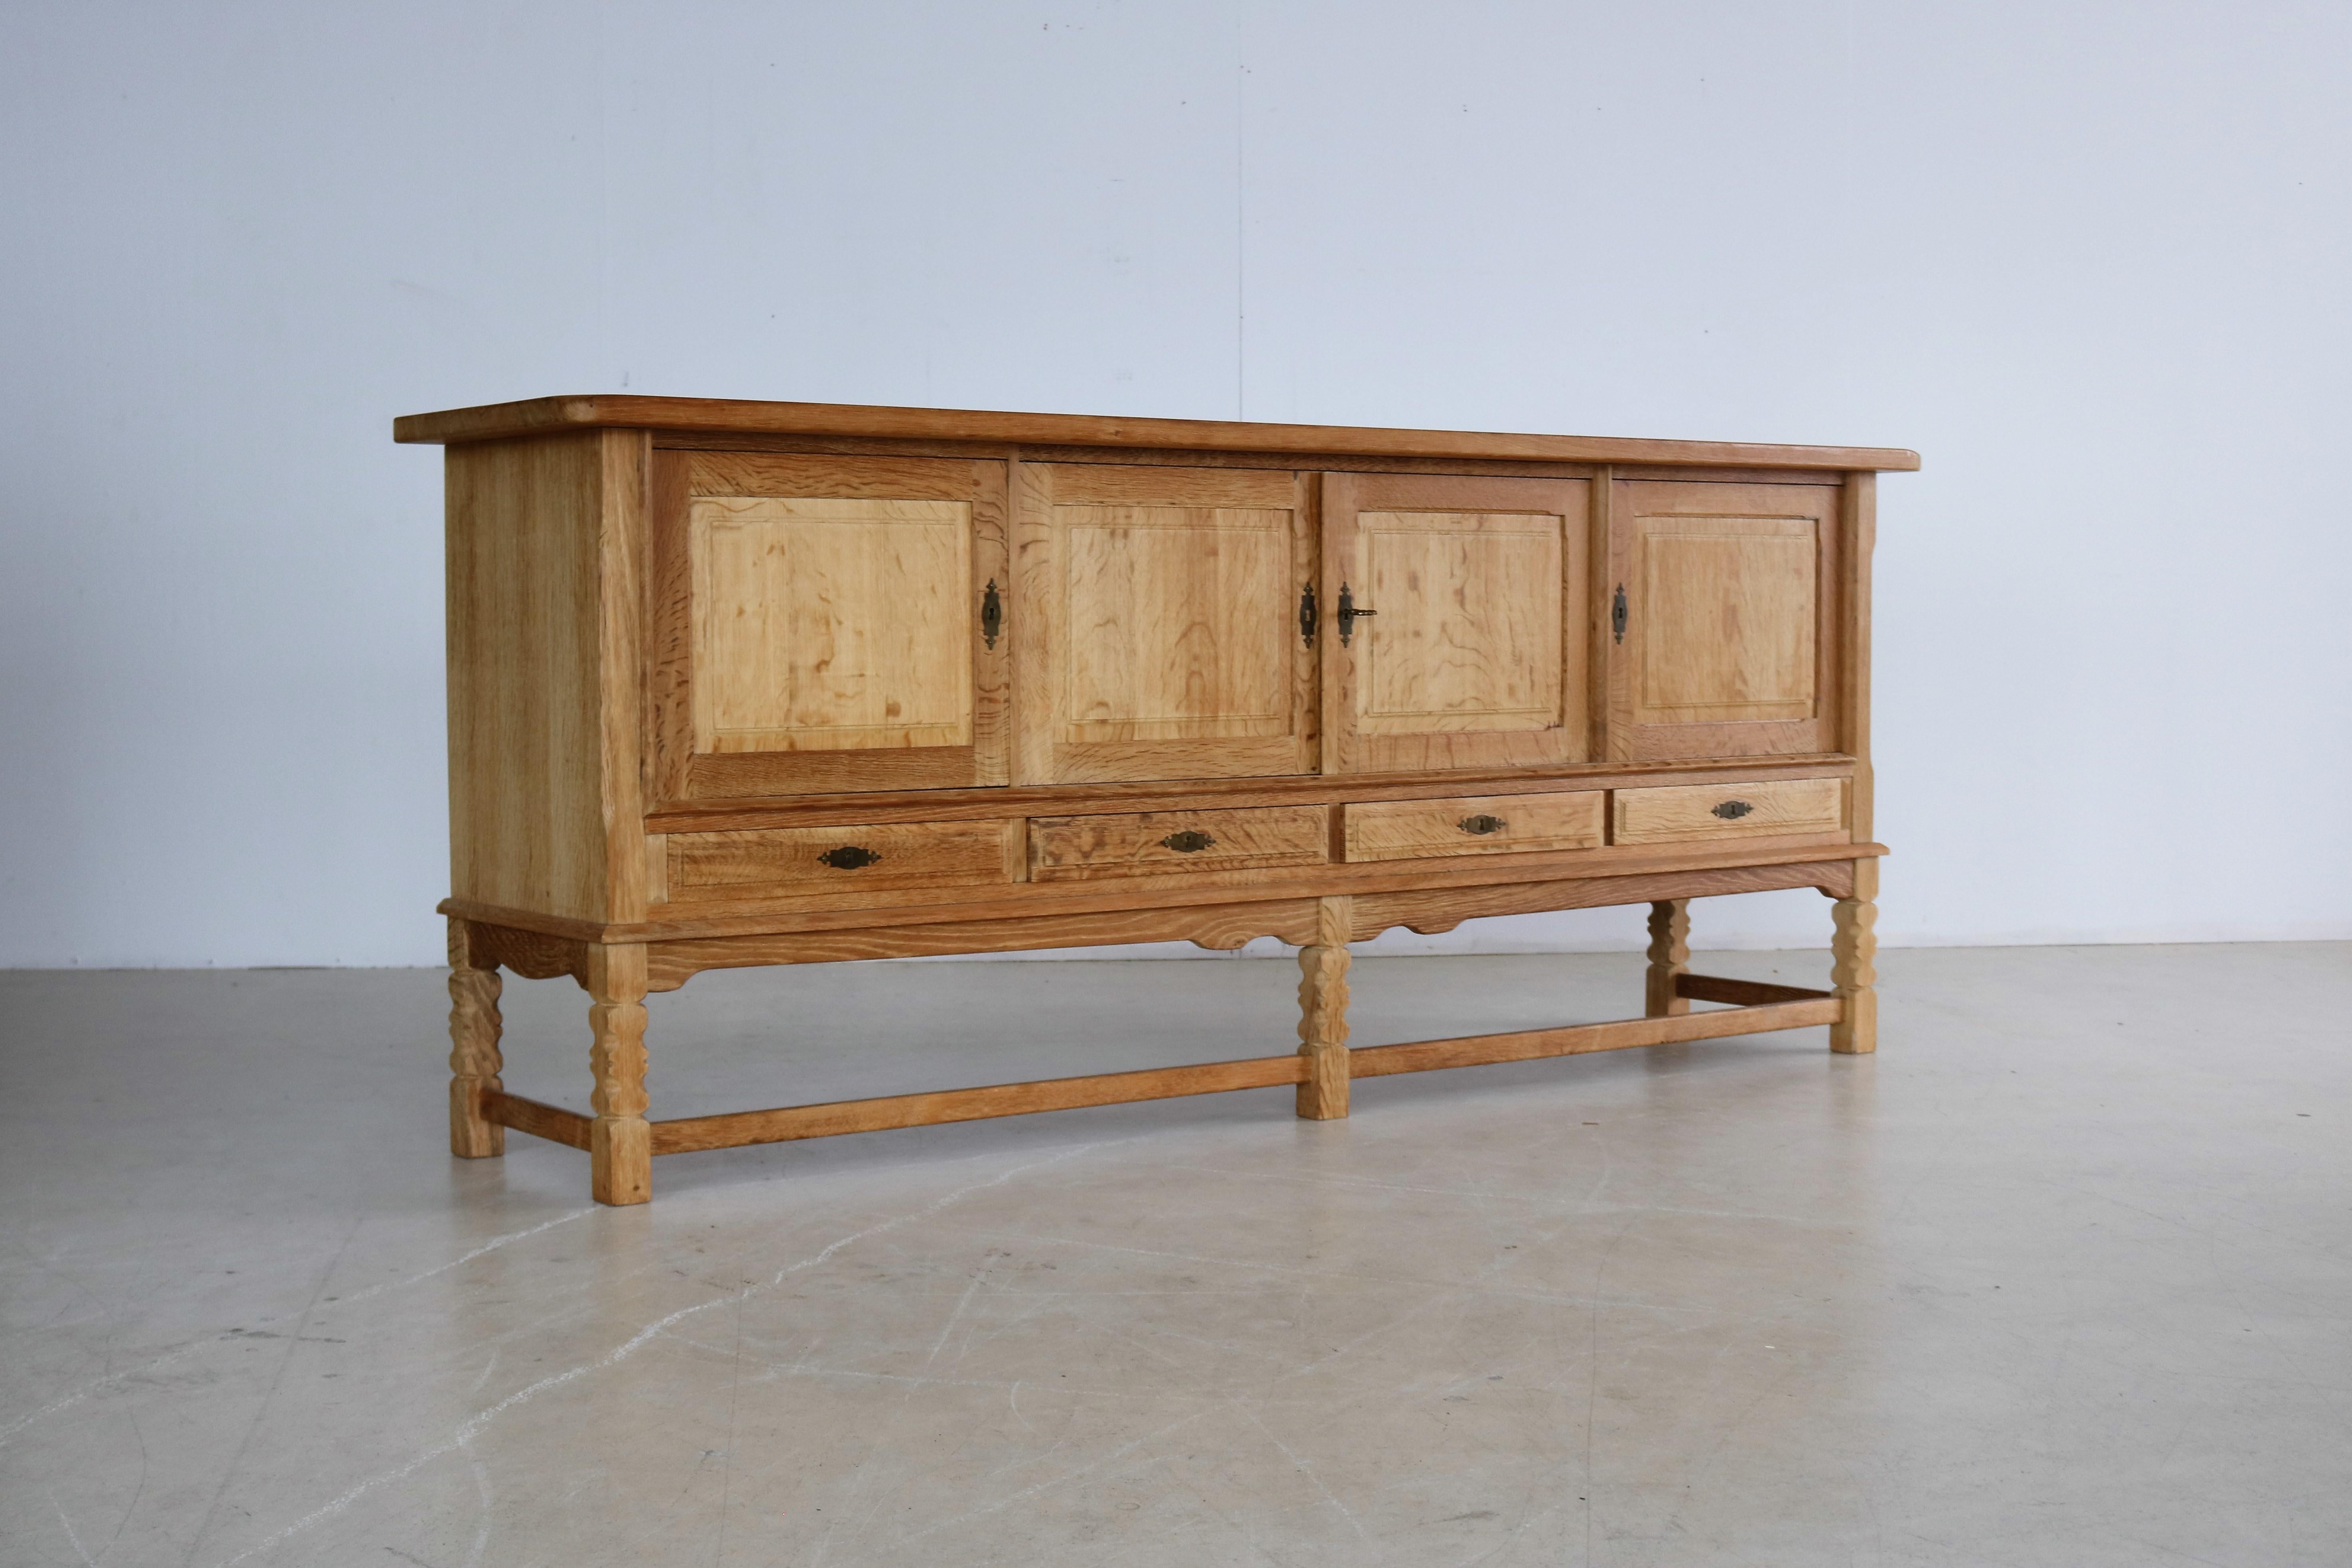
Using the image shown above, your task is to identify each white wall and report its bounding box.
[2,1,2346,967]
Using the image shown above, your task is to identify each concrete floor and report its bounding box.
[2,942,2347,1567]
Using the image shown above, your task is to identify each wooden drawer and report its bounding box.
[668,819,1019,896]
[1342,791,1604,863]
[1611,778,1848,846]
[1028,805,1329,882]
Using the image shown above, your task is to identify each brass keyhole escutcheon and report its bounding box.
[1711,800,1754,820]
[1458,814,1507,836]
[980,579,1003,650]
[1160,830,1216,854]
[818,845,882,869]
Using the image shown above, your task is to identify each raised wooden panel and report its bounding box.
[1615,481,1841,761]
[1323,473,1591,774]
[1359,511,1562,733]
[1060,507,1289,742]
[1014,464,1316,784]
[668,819,1018,898]
[1611,777,1847,846]
[648,452,1008,801]
[1637,517,1815,722]
[1342,791,1604,863]
[1027,805,1329,881]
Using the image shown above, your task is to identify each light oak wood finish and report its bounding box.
[449,839,1885,949]
[1341,790,1604,863]
[1617,481,1842,762]
[396,394,1921,472]
[1613,777,1848,847]
[648,453,1008,802]
[1321,474,1590,775]
[1830,856,1880,1055]
[406,398,1907,1201]
[1675,973,1832,1006]
[483,1091,591,1151]
[647,756,1854,834]
[446,919,505,1157]
[650,1055,1309,1154]
[1348,998,1842,1078]
[1027,805,1328,882]
[668,819,1019,898]
[1840,473,1876,839]
[641,900,1329,990]
[1644,899,1691,1019]
[1015,464,1316,784]
[445,431,648,924]
[1347,859,1858,944]
[586,944,651,1205]
[1296,896,1352,1120]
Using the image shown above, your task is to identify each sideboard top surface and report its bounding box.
[393,394,1921,472]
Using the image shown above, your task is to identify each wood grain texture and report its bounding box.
[1322,473,1590,775]
[691,495,974,751]
[1018,463,1316,783]
[648,1054,1307,1154]
[646,453,1007,803]
[447,919,505,1158]
[642,900,1326,990]
[1840,472,1876,839]
[445,839,1885,947]
[1349,859,1857,943]
[1349,997,1842,1078]
[1619,481,1842,762]
[418,404,1901,1198]
[483,1091,591,1151]
[1296,896,1352,1120]
[647,756,1855,833]
[465,922,591,987]
[1027,805,1329,881]
[1613,777,1848,846]
[667,819,1017,897]
[1644,899,1691,1019]
[444,430,648,922]
[1341,790,1603,863]
[587,944,651,1205]
[1830,884,1879,1055]
[396,395,1922,472]
[1675,973,1832,1006]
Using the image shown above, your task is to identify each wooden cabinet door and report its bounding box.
[1609,480,1840,760]
[1013,464,1316,783]
[1321,473,1594,774]
[646,451,1009,802]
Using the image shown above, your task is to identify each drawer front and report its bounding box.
[1343,791,1604,863]
[669,819,1018,895]
[1028,805,1329,882]
[1611,778,1847,846]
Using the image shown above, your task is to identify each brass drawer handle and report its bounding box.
[1711,800,1754,820]
[1458,814,1507,836]
[818,845,882,869]
[1160,830,1216,853]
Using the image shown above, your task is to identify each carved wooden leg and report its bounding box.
[1296,895,1353,1121]
[447,919,505,1158]
[1644,899,1690,1019]
[587,944,652,1205]
[1830,861,1879,1055]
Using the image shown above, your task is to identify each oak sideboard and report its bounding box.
[397,396,1913,1205]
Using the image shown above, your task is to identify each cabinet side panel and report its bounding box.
[446,433,620,922]
[1840,473,1875,839]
